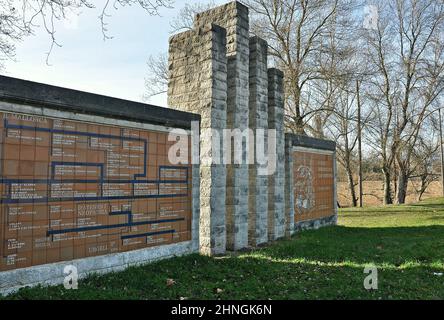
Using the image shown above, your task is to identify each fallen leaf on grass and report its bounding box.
[166,279,176,287]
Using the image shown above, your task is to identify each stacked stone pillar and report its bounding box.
[168,24,228,255]
[248,37,269,246]
[194,2,250,251]
[267,69,286,240]
[168,1,290,254]
[284,138,295,237]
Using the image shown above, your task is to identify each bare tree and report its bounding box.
[326,87,360,206]
[144,52,169,100]
[0,0,173,67]
[244,0,361,135]
[0,1,27,68]
[144,1,215,100]
[410,130,441,201]
[325,74,373,207]
[169,1,215,33]
[363,0,444,204]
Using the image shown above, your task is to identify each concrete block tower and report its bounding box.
[168,1,287,254]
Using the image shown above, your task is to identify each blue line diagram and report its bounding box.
[0,119,190,204]
[1,118,190,243]
[121,229,176,240]
[47,208,184,243]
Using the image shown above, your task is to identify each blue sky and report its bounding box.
[0,0,224,108]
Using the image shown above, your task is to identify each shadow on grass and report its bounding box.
[265,225,444,266]
[4,225,444,300]
[342,199,444,216]
[5,253,443,300]
[340,210,433,218]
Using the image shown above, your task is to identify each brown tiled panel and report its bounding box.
[293,150,335,223]
[0,112,192,271]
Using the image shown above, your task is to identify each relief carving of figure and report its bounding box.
[294,165,315,215]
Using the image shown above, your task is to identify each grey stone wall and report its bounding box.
[294,215,337,232]
[248,36,269,246]
[168,23,228,255]
[284,137,295,237]
[267,69,286,240]
[195,2,250,251]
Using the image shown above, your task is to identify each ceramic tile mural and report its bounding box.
[293,150,335,223]
[0,112,192,271]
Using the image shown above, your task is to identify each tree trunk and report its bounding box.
[313,115,325,139]
[417,176,428,202]
[357,80,363,207]
[417,187,425,202]
[382,167,393,205]
[346,169,358,207]
[392,160,398,199]
[291,85,306,135]
[294,115,305,135]
[396,169,409,204]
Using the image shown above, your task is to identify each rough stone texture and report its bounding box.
[191,163,201,251]
[168,23,228,255]
[294,214,337,232]
[248,36,269,246]
[267,68,286,240]
[284,137,295,237]
[194,2,250,251]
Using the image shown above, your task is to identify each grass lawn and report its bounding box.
[3,197,444,300]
